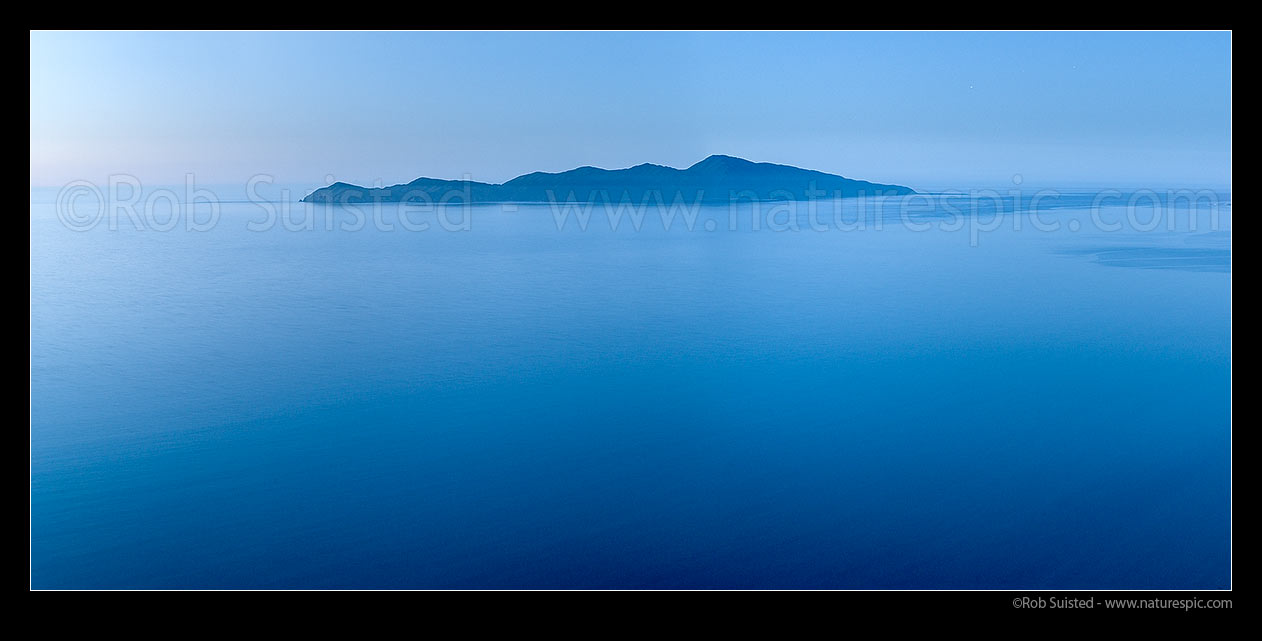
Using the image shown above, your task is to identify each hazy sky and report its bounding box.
[30,31,1231,189]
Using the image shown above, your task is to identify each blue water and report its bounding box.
[30,192,1231,588]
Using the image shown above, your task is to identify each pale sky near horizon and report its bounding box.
[30,31,1231,190]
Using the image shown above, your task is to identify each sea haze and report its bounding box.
[29,192,1231,588]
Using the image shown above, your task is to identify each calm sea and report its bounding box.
[30,190,1231,588]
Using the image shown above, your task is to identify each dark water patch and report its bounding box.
[1077,247,1230,272]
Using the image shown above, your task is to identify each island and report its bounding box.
[301,155,916,204]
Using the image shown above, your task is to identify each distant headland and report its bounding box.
[301,155,916,204]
